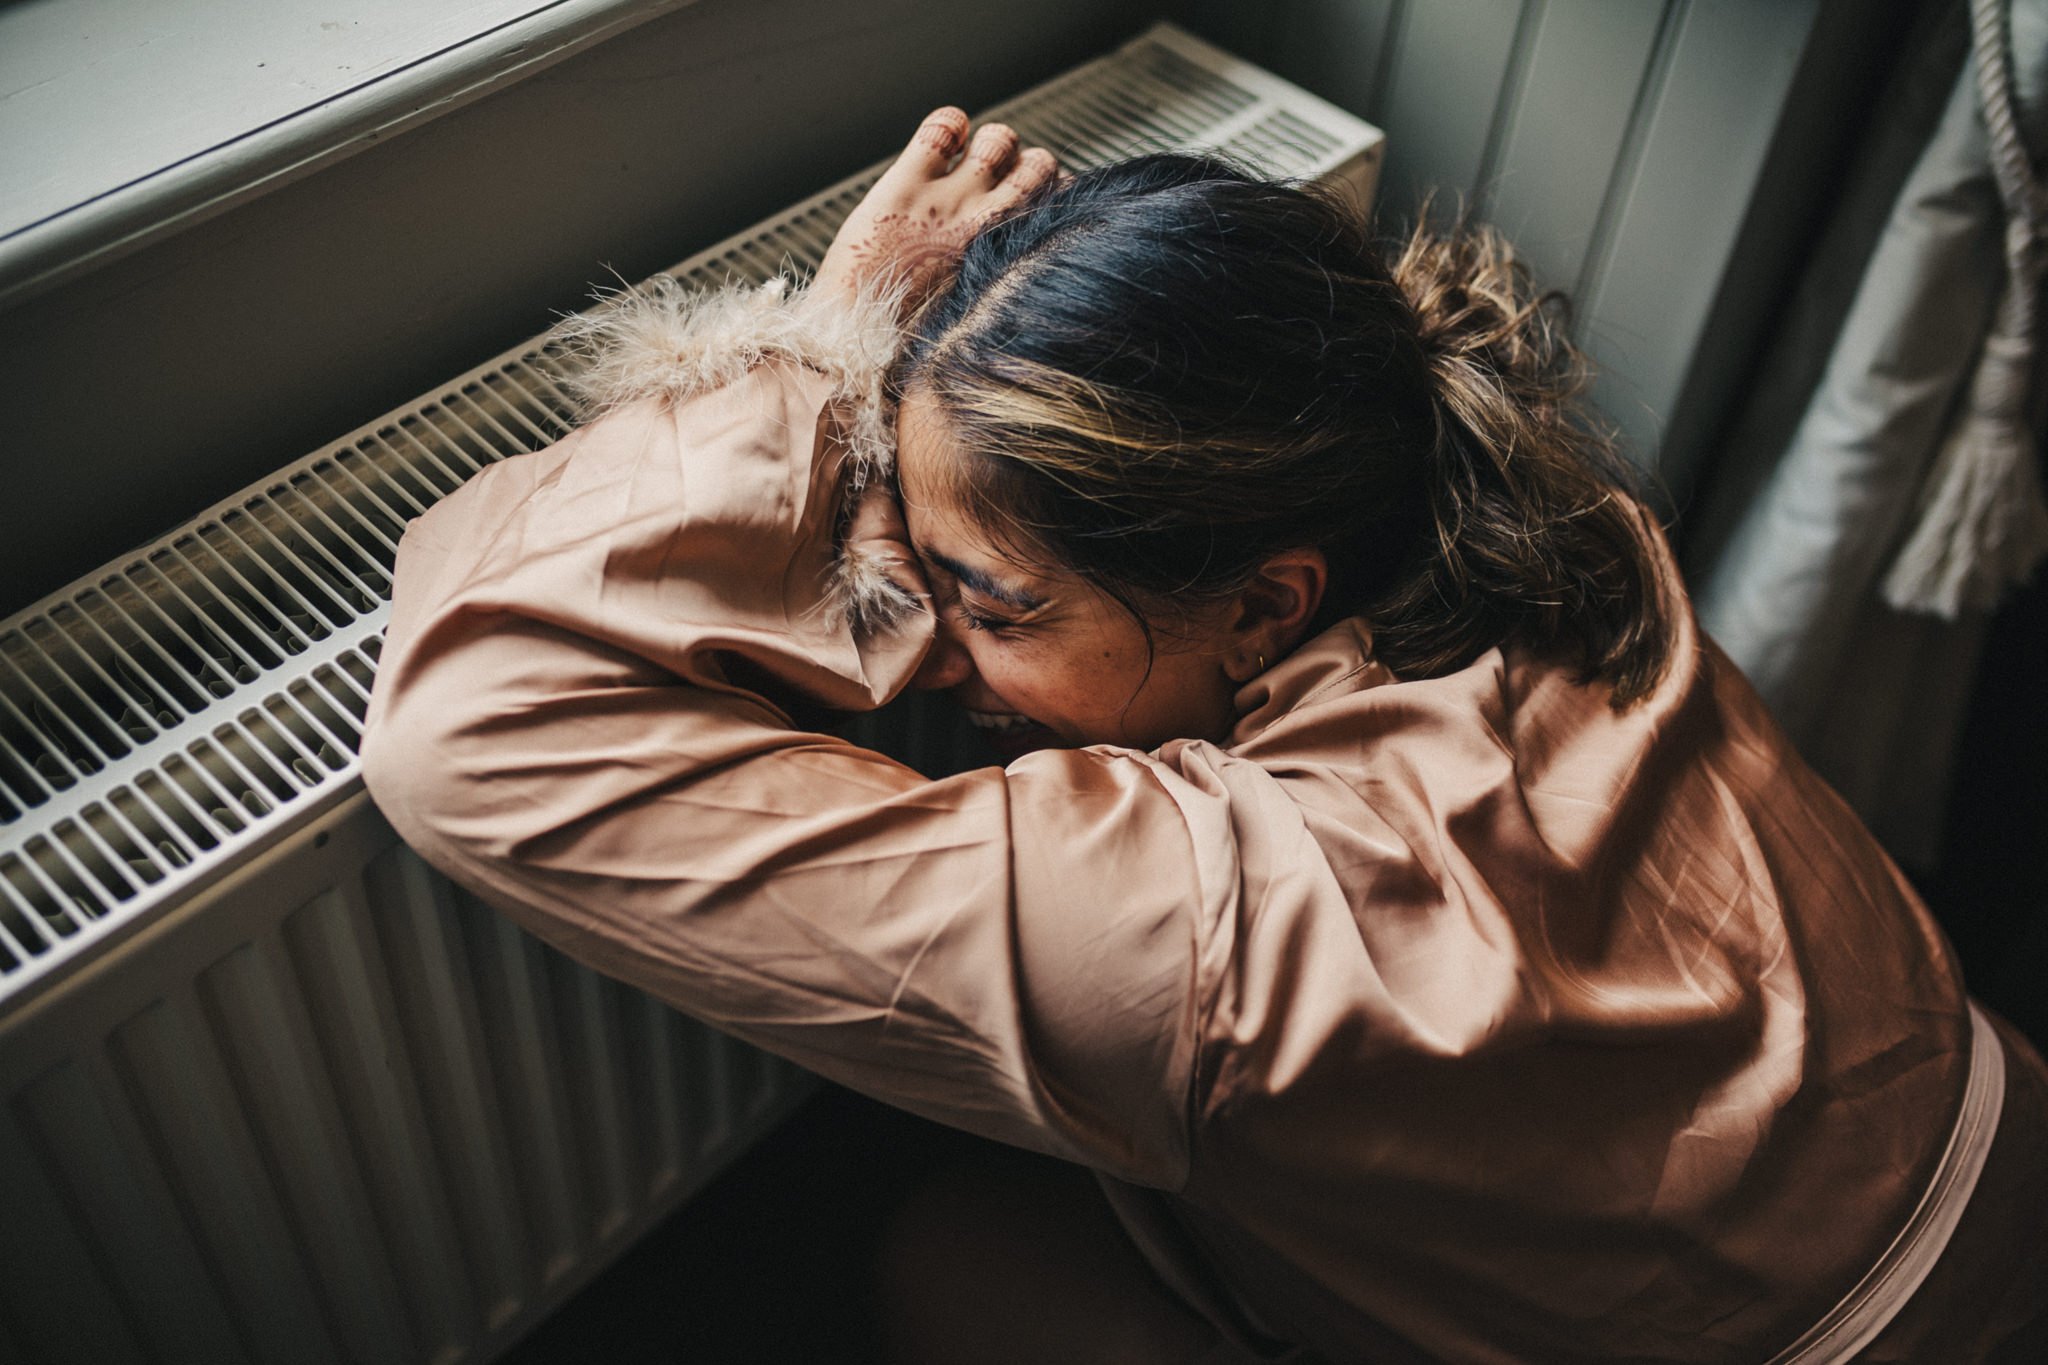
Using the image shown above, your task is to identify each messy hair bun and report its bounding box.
[899,154,1673,704]
[1382,220,1669,702]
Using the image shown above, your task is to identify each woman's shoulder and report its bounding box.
[1188,598,1958,1056]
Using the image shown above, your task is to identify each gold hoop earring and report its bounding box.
[1257,652,1267,673]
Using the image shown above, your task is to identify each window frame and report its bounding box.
[0,0,693,308]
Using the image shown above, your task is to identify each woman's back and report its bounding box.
[1134,581,2018,1358]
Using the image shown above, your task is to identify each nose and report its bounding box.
[910,614,974,690]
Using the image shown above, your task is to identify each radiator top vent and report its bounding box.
[0,23,1383,1010]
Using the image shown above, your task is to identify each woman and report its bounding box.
[362,109,2048,1362]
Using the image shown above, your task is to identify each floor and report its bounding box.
[498,1083,976,1365]
[1922,575,2048,1051]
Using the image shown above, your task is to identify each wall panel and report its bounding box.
[1377,0,1527,214]
[1174,0,1831,496]
[1485,1,1673,293]
[1581,0,1830,497]
[1268,0,1404,129]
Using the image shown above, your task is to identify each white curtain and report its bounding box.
[1691,0,2048,868]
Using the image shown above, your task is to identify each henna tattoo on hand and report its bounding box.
[815,110,1051,315]
[916,110,969,157]
[840,206,984,304]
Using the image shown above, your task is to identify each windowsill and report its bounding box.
[0,0,693,307]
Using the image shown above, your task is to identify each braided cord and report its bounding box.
[1970,0,2045,339]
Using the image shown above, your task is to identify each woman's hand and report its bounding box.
[814,107,1058,315]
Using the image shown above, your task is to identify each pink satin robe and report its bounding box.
[361,286,2047,1362]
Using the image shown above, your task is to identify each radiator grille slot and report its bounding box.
[0,639,391,980]
[0,22,1382,1008]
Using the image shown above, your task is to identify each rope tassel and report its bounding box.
[1883,0,2048,617]
[1882,306,2048,615]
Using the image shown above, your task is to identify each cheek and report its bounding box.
[964,637,1072,706]
[965,634,1140,722]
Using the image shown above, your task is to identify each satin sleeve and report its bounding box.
[360,287,1224,1187]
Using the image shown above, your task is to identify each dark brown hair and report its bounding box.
[896,154,1671,704]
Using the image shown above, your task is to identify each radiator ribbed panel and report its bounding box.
[0,810,808,1365]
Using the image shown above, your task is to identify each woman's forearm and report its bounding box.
[362,313,1214,1186]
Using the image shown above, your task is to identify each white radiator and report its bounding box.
[0,24,1382,1364]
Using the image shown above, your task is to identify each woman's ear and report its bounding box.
[1223,548,1327,680]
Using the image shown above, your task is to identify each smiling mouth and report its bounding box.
[961,709,1062,760]
[964,710,1041,734]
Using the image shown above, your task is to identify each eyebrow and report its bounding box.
[919,548,1046,612]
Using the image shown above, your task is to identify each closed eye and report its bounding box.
[955,601,1017,634]
[923,560,1027,636]
[915,546,1045,613]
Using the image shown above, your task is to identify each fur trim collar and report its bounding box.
[550,274,922,635]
